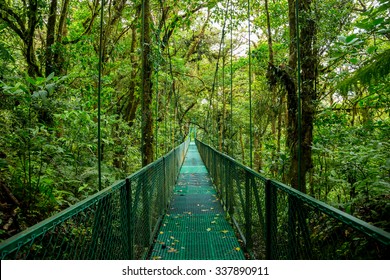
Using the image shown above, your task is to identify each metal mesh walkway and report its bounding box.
[149,142,245,260]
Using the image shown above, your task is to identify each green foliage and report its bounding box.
[312,110,390,208]
[332,0,390,93]
[1,0,389,242]
[339,49,390,93]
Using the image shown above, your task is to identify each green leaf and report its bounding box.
[26,76,36,86]
[0,43,15,62]
[372,17,385,26]
[345,34,357,43]
[337,35,347,43]
[46,72,55,82]
[346,38,363,46]
[378,28,390,35]
[355,22,372,31]
[32,90,48,99]
[45,83,55,95]
[367,46,378,54]
[349,58,359,65]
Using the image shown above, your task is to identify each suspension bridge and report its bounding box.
[0,138,389,260]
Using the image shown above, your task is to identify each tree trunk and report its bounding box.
[26,0,41,77]
[124,19,140,127]
[287,0,300,190]
[141,0,154,166]
[0,1,41,76]
[239,126,245,164]
[287,0,318,193]
[300,0,317,193]
[53,0,70,75]
[185,9,211,61]
[253,135,262,172]
[45,0,57,77]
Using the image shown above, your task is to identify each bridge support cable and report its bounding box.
[205,0,230,147]
[154,7,163,159]
[229,0,234,158]
[247,0,253,169]
[97,0,105,191]
[296,0,303,192]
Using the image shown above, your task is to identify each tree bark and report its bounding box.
[141,0,154,166]
[45,0,57,76]
[26,0,41,76]
[185,9,211,61]
[52,0,70,75]
[0,1,41,76]
[286,0,318,192]
[120,6,142,126]
[300,0,317,193]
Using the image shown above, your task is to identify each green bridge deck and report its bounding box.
[149,142,245,260]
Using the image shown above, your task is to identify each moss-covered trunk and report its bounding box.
[141,0,154,166]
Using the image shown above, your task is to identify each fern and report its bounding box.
[338,49,390,94]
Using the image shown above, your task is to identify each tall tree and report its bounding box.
[45,0,58,76]
[298,0,318,193]
[141,0,154,166]
[0,0,42,76]
[275,0,318,192]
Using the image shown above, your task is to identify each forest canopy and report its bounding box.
[0,0,389,240]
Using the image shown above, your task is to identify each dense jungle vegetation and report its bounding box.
[0,0,389,241]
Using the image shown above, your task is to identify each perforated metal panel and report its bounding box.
[149,142,245,260]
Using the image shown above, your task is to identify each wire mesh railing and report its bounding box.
[0,139,190,260]
[196,139,390,260]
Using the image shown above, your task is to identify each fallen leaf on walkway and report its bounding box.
[168,248,178,253]
[221,230,229,234]
[206,228,212,232]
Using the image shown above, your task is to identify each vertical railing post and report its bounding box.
[174,148,177,178]
[126,178,134,259]
[162,157,167,213]
[141,172,150,247]
[288,196,297,259]
[213,148,217,185]
[265,179,276,259]
[228,160,234,216]
[160,158,165,215]
[245,172,253,250]
[224,157,229,211]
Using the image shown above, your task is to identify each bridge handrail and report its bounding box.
[0,138,190,260]
[196,139,390,259]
